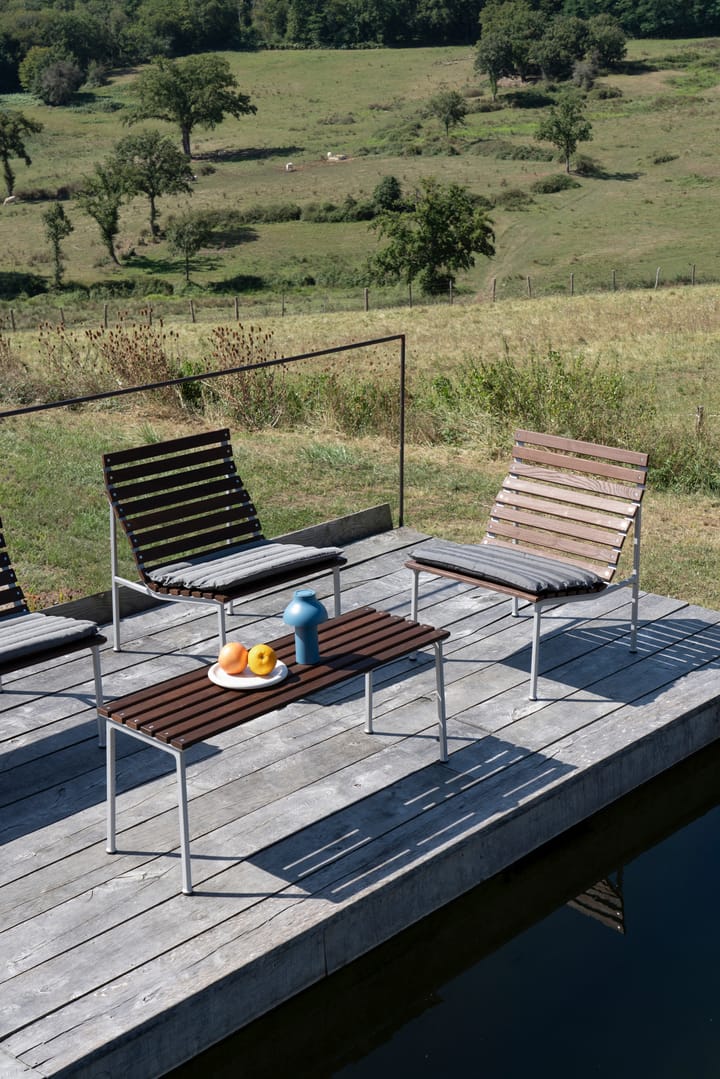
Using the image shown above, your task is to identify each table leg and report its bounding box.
[364,670,373,733]
[434,640,448,763]
[106,720,116,854]
[174,748,193,896]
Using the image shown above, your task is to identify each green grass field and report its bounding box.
[2,39,720,306]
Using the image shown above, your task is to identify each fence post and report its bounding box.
[281,293,285,316]
[570,273,574,296]
[654,267,661,289]
[612,269,616,292]
[10,309,15,331]
[364,287,369,312]
[103,303,108,328]
[408,283,413,308]
[696,405,705,436]
[691,263,696,285]
[234,296,240,320]
[491,277,496,303]
[148,306,153,326]
[189,298,196,323]
[526,276,532,298]
[59,307,65,326]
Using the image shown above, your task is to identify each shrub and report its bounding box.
[495,144,554,161]
[531,173,581,193]
[427,349,655,451]
[588,85,623,100]
[493,187,534,210]
[573,153,602,176]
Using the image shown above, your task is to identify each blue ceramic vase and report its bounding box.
[283,589,328,664]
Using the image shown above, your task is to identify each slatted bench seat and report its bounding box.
[0,518,106,744]
[407,429,649,700]
[102,607,450,894]
[102,428,347,651]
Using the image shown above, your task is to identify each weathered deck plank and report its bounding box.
[2,523,720,1077]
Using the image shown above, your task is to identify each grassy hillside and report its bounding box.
[2,285,720,610]
[2,39,720,307]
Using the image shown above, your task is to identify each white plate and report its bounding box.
[208,660,288,690]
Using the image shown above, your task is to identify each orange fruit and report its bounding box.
[217,641,249,675]
[247,643,277,677]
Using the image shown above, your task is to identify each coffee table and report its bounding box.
[102,607,450,894]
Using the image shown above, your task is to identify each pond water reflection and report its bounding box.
[170,740,720,1079]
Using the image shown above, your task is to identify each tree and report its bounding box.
[42,203,73,288]
[475,29,513,100]
[0,109,43,197]
[38,57,84,105]
[166,211,212,281]
[369,176,494,294]
[587,14,627,69]
[129,54,257,157]
[535,90,592,173]
[529,16,589,82]
[478,0,545,82]
[77,163,125,264]
[372,175,405,213]
[114,130,194,238]
[427,88,467,137]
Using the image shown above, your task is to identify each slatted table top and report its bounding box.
[99,606,450,749]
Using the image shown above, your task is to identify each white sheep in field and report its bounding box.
[285,162,295,172]
[3,195,19,205]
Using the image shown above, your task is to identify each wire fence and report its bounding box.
[0,261,709,333]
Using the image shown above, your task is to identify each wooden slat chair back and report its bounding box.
[0,518,106,743]
[407,429,649,700]
[102,428,346,651]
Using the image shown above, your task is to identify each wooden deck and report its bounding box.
[3,513,720,1078]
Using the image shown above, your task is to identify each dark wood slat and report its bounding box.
[132,504,259,550]
[101,608,448,750]
[107,462,239,506]
[123,489,255,533]
[136,521,265,570]
[514,428,649,467]
[104,444,232,486]
[102,428,231,468]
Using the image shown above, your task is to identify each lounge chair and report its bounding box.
[102,427,347,651]
[0,517,106,743]
[407,429,649,700]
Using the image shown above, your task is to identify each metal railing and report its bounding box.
[0,333,408,525]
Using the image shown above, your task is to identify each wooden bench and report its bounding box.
[0,517,106,744]
[102,428,347,651]
[407,429,649,700]
[102,607,450,894]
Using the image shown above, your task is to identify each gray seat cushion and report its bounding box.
[411,539,604,598]
[0,611,101,664]
[147,540,343,592]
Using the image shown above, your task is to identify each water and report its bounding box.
[170,741,720,1078]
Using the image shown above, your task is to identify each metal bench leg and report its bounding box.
[174,749,193,895]
[410,567,419,621]
[529,606,541,701]
[433,640,448,762]
[364,671,373,733]
[332,566,342,617]
[106,722,116,854]
[511,596,519,617]
[91,645,105,747]
[217,603,227,648]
